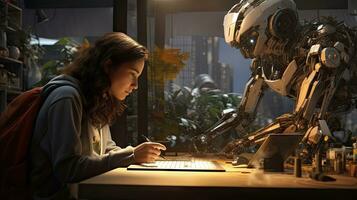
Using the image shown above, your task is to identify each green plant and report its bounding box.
[16,28,45,63]
[35,37,88,86]
[151,85,242,153]
[147,48,190,125]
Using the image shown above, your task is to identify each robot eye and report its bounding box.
[238,28,259,58]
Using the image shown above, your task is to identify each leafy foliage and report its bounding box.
[152,86,242,152]
[16,28,45,62]
[148,47,189,81]
[35,37,89,86]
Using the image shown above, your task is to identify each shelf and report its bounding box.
[0,85,22,94]
[0,1,23,113]
[7,2,21,11]
[0,25,16,32]
[8,2,22,30]
[0,56,23,65]
[0,1,22,31]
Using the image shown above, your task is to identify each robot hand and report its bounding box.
[221,138,248,157]
[192,109,246,153]
[221,113,297,157]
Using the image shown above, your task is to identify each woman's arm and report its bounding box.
[45,97,134,183]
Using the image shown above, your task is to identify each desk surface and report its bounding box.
[78,156,357,200]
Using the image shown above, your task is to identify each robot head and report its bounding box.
[223,0,299,58]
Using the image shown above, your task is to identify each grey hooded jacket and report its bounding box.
[29,75,135,199]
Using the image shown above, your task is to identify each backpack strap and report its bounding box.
[41,80,84,103]
[31,78,84,153]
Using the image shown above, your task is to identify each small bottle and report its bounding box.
[315,152,322,173]
[353,143,357,163]
[335,154,343,174]
[294,156,302,177]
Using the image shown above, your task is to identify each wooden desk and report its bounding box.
[78,156,357,200]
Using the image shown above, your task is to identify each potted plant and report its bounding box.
[152,78,242,153]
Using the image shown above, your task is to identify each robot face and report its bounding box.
[223,0,298,58]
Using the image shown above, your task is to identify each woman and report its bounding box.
[29,32,166,199]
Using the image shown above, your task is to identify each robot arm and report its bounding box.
[209,74,265,135]
[234,73,265,133]
[193,61,266,152]
[219,45,343,155]
[299,40,352,147]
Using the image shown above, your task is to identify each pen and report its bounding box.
[141,135,166,159]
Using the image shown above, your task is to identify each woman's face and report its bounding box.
[108,58,145,100]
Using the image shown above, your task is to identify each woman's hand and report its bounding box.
[133,142,166,163]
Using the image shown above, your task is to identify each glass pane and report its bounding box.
[22,7,114,88]
[144,4,357,155]
[146,7,246,153]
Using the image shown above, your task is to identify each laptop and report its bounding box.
[127,160,225,172]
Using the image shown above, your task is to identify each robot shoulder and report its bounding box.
[305,21,354,69]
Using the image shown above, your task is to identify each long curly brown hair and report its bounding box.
[62,32,148,128]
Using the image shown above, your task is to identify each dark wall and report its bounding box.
[24,0,349,10]
[24,0,113,8]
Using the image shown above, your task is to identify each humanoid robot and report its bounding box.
[194,0,357,158]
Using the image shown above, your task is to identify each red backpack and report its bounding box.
[0,82,77,199]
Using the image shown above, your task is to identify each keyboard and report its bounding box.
[127,160,225,172]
